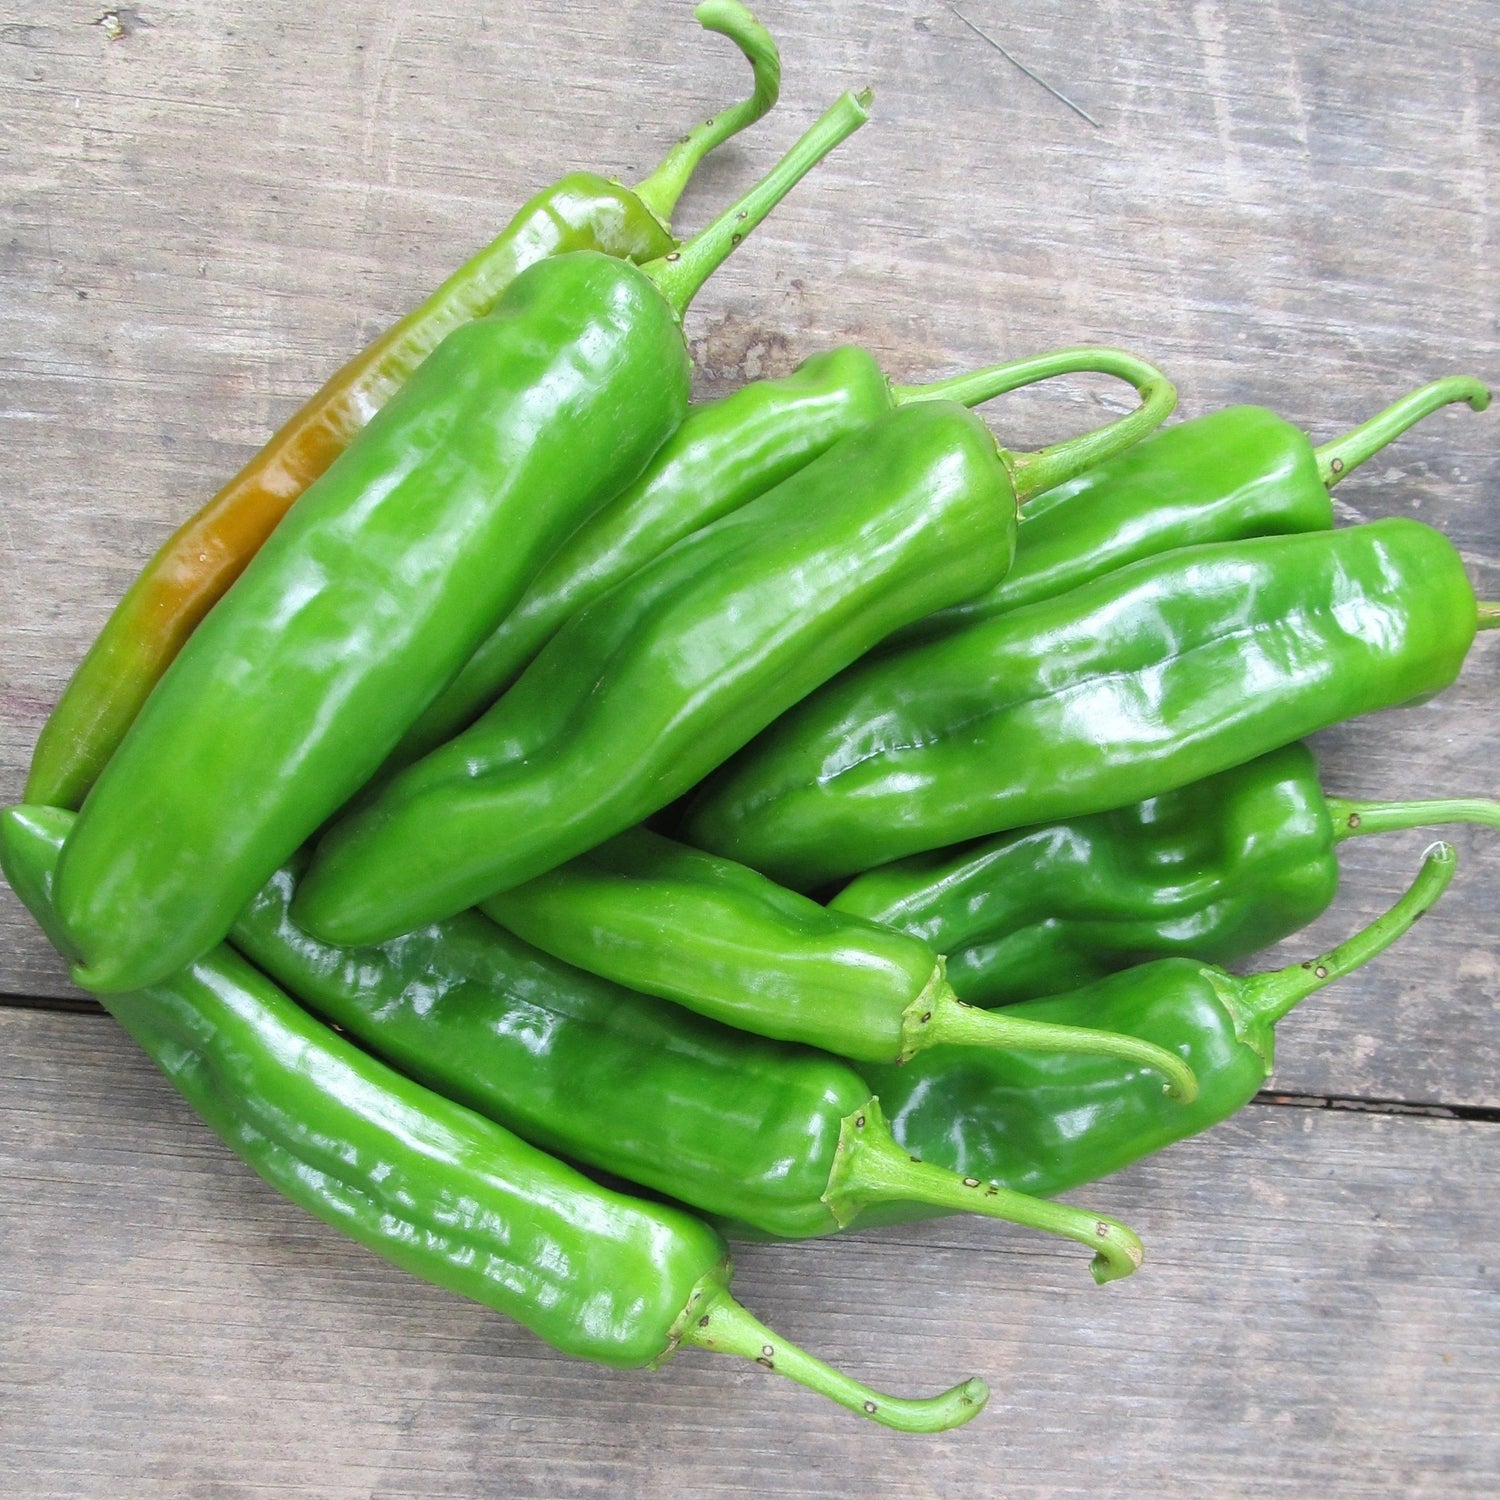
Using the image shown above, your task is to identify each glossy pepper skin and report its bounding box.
[299,351,1175,947]
[1,806,986,1434]
[837,844,1457,1235]
[235,855,1146,1281]
[832,741,1500,1006]
[297,399,1017,944]
[55,91,872,995]
[892,375,1489,646]
[483,825,1198,1094]
[24,0,782,812]
[687,519,1489,890]
[397,346,1182,761]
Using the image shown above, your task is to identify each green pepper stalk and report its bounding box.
[395,346,1179,764]
[25,0,781,814]
[55,88,872,997]
[1,805,985,1434]
[831,741,1500,1006]
[832,843,1458,1236]
[893,374,1489,645]
[630,1,782,225]
[220,851,1146,1282]
[483,826,1197,1097]
[687,519,1496,889]
[297,352,1175,947]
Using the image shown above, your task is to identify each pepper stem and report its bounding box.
[1328,794,1500,842]
[632,2,782,227]
[1314,376,1490,489]
[821,1099,1145,1285]
[1237,842,1457,1028]
[892,348,1178,506]
[953,350,1178,505]
[643,88,872,320]
[900,972,1198,1101]
[681,1281,988,1432]
[1477,602,1500,632]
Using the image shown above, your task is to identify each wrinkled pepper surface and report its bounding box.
[297,356,1174,946]
[832,741,1500,1005]
[687,519,1495,889]
[841,844,1457,1232]
[484,824,1197,1094]
[1,804,985,1433]
[56,90,871,994]
[26,0,781,811]
[399,346,1180,761]
[238,853,1146,1280]
[894,374,1488,645]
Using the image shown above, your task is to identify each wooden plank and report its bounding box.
[0,0,1495,1103]
[2,1005,1496,1496]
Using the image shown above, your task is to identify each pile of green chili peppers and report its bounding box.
[7,4,1497,1437]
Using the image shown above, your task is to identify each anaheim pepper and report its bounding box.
[26,0,782,811]
[686,519,1495,889]
[841,845,1456,1232]
[831,740,1500,1005]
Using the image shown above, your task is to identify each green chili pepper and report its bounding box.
[226,852,1146,1281]
[1,805,986,1433]
[892,375,1489,645]
[686,519,1497,890]
[831,741,1500,1005]
[482,825,1197,1098]
[396,346,1182,763]
[296,355,1175,947]
[54,89,872,996]
[25,0,781,814]
[836,843,1457,1234]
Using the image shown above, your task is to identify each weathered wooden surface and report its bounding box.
[3,1007,1496,1497]
[1,0,1497,1489]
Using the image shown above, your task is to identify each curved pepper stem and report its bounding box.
[644,88,872,319]
[1477,602,1500,632]
[681,1280,988,1432]
[900,975,1198,1101]
[1328,793,1500,842]
[633,2,782,227]
[892,348,1179,504]
[1237,842,1457,1028]
[1314,375,1490,489]
[821,1099,1145,1285]
[932,349,1179,505]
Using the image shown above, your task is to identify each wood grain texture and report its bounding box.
[2,1005,1496,1498]
[0,1,1497,1486]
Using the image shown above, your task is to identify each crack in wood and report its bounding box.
[3,991,1495,1120]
